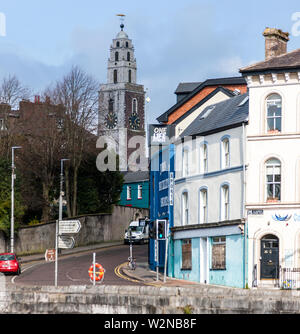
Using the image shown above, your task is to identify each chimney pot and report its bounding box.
[263,27,289,60]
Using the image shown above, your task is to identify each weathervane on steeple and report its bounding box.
[116,14,126,31]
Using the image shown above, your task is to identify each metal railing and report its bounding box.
[280,267,300,290]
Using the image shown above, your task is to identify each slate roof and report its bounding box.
[157,76,246,123]
[180,93,249,138]
[240,48,300,74]
[171,86,236,125]
[174,82,202,94]
[123,171,149,184]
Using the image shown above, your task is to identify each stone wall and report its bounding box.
[1,284,300,314]
[0,206,148,254]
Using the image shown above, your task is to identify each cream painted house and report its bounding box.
[240,28,300,288]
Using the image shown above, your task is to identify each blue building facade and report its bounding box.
[149,125,175,272]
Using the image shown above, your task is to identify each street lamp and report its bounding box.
[59,159,69,222]
[55,158,69,287]
[11,146,21,254]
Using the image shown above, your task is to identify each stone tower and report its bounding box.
[98,20,146,169]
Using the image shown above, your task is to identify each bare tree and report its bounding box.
[48,66,99,217]
[17,101,65,222]
[0,74,31,109]
[0,75,31,159]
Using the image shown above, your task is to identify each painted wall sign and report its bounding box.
[148,124,175,146]
[272,214,292,222]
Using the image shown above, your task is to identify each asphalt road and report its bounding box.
[11,243,149,287]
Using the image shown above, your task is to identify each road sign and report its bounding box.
[59,220,81,234]
[58,235,75,249]
[45,249,56,262]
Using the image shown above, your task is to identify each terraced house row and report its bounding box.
[149,27,300,289]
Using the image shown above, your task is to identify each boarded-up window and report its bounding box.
[212,237,226,270]
[181,239,192,270]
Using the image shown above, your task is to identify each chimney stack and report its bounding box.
[263,28,289,60]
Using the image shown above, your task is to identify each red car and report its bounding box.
[0,253,21,275]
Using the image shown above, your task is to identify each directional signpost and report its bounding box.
[55,219,82,286]
[58,235,75,249]
[59,220,81,235]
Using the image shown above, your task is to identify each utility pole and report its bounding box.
[10,146,21,254]
[55,158,69,287]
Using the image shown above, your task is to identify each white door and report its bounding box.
[200,237,208,284]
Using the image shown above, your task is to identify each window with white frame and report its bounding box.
[199,188,207,224]
[137,184,142,199]
[266,94,282,133]
[221,137,230,169]
[183,148,189,177]
[266,158,281,202]
[199,143,208,173]
[127,186,132,200]
[182,192,189,225]
[220,185,229,221]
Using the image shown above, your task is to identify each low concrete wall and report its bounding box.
[7,206,148,254]
[2,284,300,314]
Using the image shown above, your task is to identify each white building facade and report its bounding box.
[172,94,248,287]
[240,28,300,288]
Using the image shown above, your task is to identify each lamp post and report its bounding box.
[11,146,21,254]
[55,158,69,287]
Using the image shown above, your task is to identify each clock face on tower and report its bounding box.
[105,111,118,129]
[129,113,141,130]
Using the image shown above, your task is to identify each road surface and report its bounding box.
[11,243,149,286]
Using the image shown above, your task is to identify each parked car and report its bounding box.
[0,253,21,275]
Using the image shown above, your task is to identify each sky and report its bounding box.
[1,0,300,124]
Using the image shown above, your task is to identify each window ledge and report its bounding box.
[210,268,226,271]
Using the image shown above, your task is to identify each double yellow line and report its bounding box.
[114,262,141,283]
[114,262,164,287]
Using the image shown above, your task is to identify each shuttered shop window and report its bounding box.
[181,239,192,270]
[212,237,226,270]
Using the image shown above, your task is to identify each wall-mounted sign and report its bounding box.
[148,124,175,146]
[248,209,264,215]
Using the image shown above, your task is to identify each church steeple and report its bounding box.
[98,16,146,164]
[107,18,137,84]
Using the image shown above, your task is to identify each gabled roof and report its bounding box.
[157,76,247,123]
[180,93,249,138]
[171,86,236,125]
[240,48,300,74]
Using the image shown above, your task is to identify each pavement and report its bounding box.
[121,261,201,287]
[17,241,201,287]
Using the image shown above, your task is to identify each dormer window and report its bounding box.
[266,94,282,133]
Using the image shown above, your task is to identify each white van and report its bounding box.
[124,219,149,245]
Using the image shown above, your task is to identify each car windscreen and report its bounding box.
[0,255,15,261]
[128,226,144,233]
